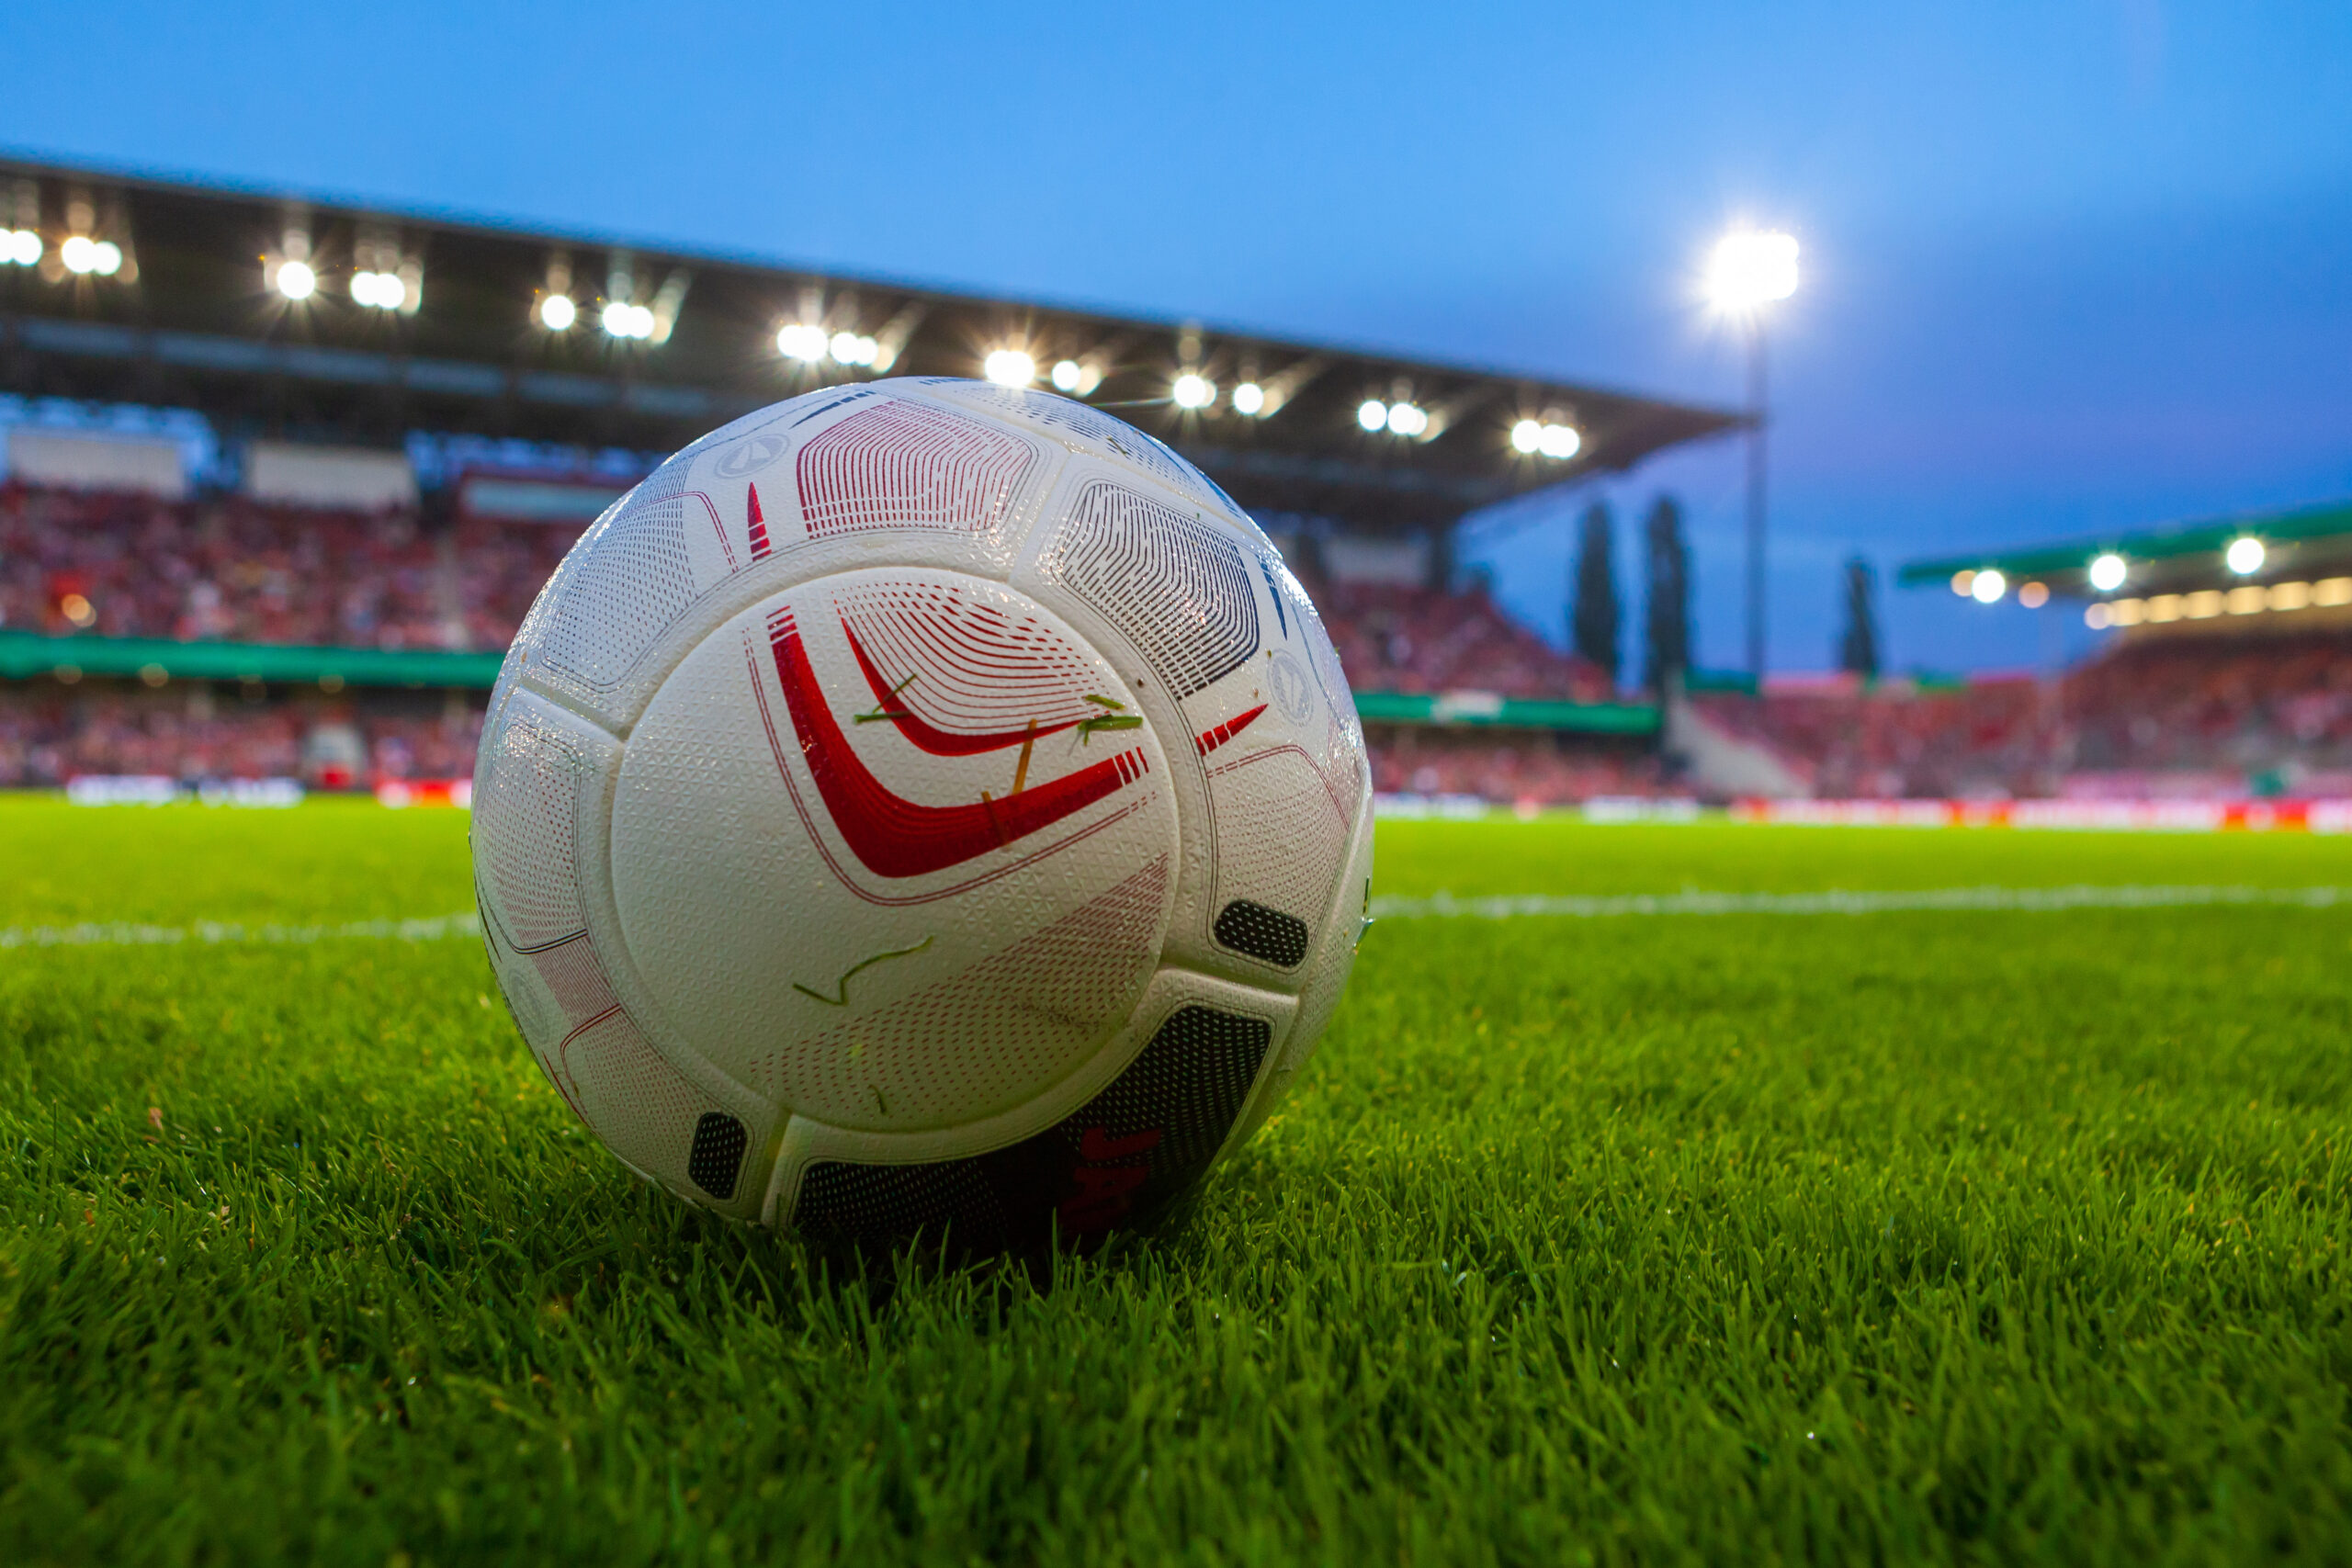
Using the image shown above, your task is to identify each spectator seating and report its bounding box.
[1692,627,2352,798]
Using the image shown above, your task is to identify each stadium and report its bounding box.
[8,154,2349,826]
[6,29,2352,1564]
[0,155,1743,807]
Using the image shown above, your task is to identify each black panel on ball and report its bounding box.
[687,1111,750,1201]
[1213,899,1311,968]
[793,1005,1273,1253]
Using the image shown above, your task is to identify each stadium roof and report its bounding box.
[0,155,1743,533]
[1897,499,2352,600]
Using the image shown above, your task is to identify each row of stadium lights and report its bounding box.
[241,240,1589,457]
[1950,537,2349,626]
[2,228,126,276]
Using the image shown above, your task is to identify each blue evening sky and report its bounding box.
[3,1,2347,676]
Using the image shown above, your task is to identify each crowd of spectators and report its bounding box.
[1693,677,2049,799]
[1367,726,1668,806]
[0,481,575,652]
[0,683,483,790]
[1691,627,2352,798]
[2064,631,2352,774]
[19,480,2352,802]
[1309,579,1613,702]
[452,518,575,649]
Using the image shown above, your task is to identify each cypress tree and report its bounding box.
[1642,495,1691,693]
[1838,556,1881,679]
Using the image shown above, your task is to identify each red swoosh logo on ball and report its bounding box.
[842,620,1088,757]
[770,611,1148,879]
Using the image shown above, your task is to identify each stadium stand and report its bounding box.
[19,472,2352,804]
[0,480,584,654]
[0,681,481,790]
[0,479,1630,792]
[1313,580,1613,702]
[1690,625,2352,799]
[0,156,1754,802]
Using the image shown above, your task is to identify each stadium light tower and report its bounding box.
[1708,229,1799,682]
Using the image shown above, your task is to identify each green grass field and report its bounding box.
[5,798,2352,1564]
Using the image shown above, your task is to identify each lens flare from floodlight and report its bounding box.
[2227,536,2266,575]
[1358,400,1388,432]
[1511,419,1543,454]
[984,349,1035,387]
[1050,359,1083,392]
[275,259,317,300]
[538,294,576,331]
[1232,381,1265,416]
[1708,229,1800,310]
[1971,569,2007,604]
[2019,581,2050,608]
[775,322,826,362]
[62,236,99,276]
[1385,401,1428,436]
[830,331,877,367]
[2088,552,2127,592]
[6,230,40,266]
[1173,372,1216,411]
[91,242,121,276]
[604,301,654,339]
[1538,423,1581,460]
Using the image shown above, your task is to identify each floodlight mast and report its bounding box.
[1708,230,1799,684]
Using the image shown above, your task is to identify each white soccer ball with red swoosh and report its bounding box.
[473,378,1371,1248]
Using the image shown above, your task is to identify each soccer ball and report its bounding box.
[472,378,1371,1249]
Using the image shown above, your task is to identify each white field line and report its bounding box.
[0,911,481,951]
[1370,885,2352,920]
[6,885,2344,949]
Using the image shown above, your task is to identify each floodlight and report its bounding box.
[1537,423,1580,459]
[353,270,406,310]
[1385,401,1428,436]
[1971,569,2007,604]
[91,242,121,276]
[775,322,826,361]
[1358,400,1388,432]
[6,230,39,265]
[537,294,576,331]
[1511,419,1543,454]
[830,331,877,366]
[1708,230,1799,310]
[1172,372,1215,410]
[274,259,317,300]
[984,349,1035,387]
[1051,359,1083,392]
[604,301,654,339]
[2088,552,2127,592]
[1231,381,1266,416]
[61,236,100,275]
[2226,536,2266,575]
